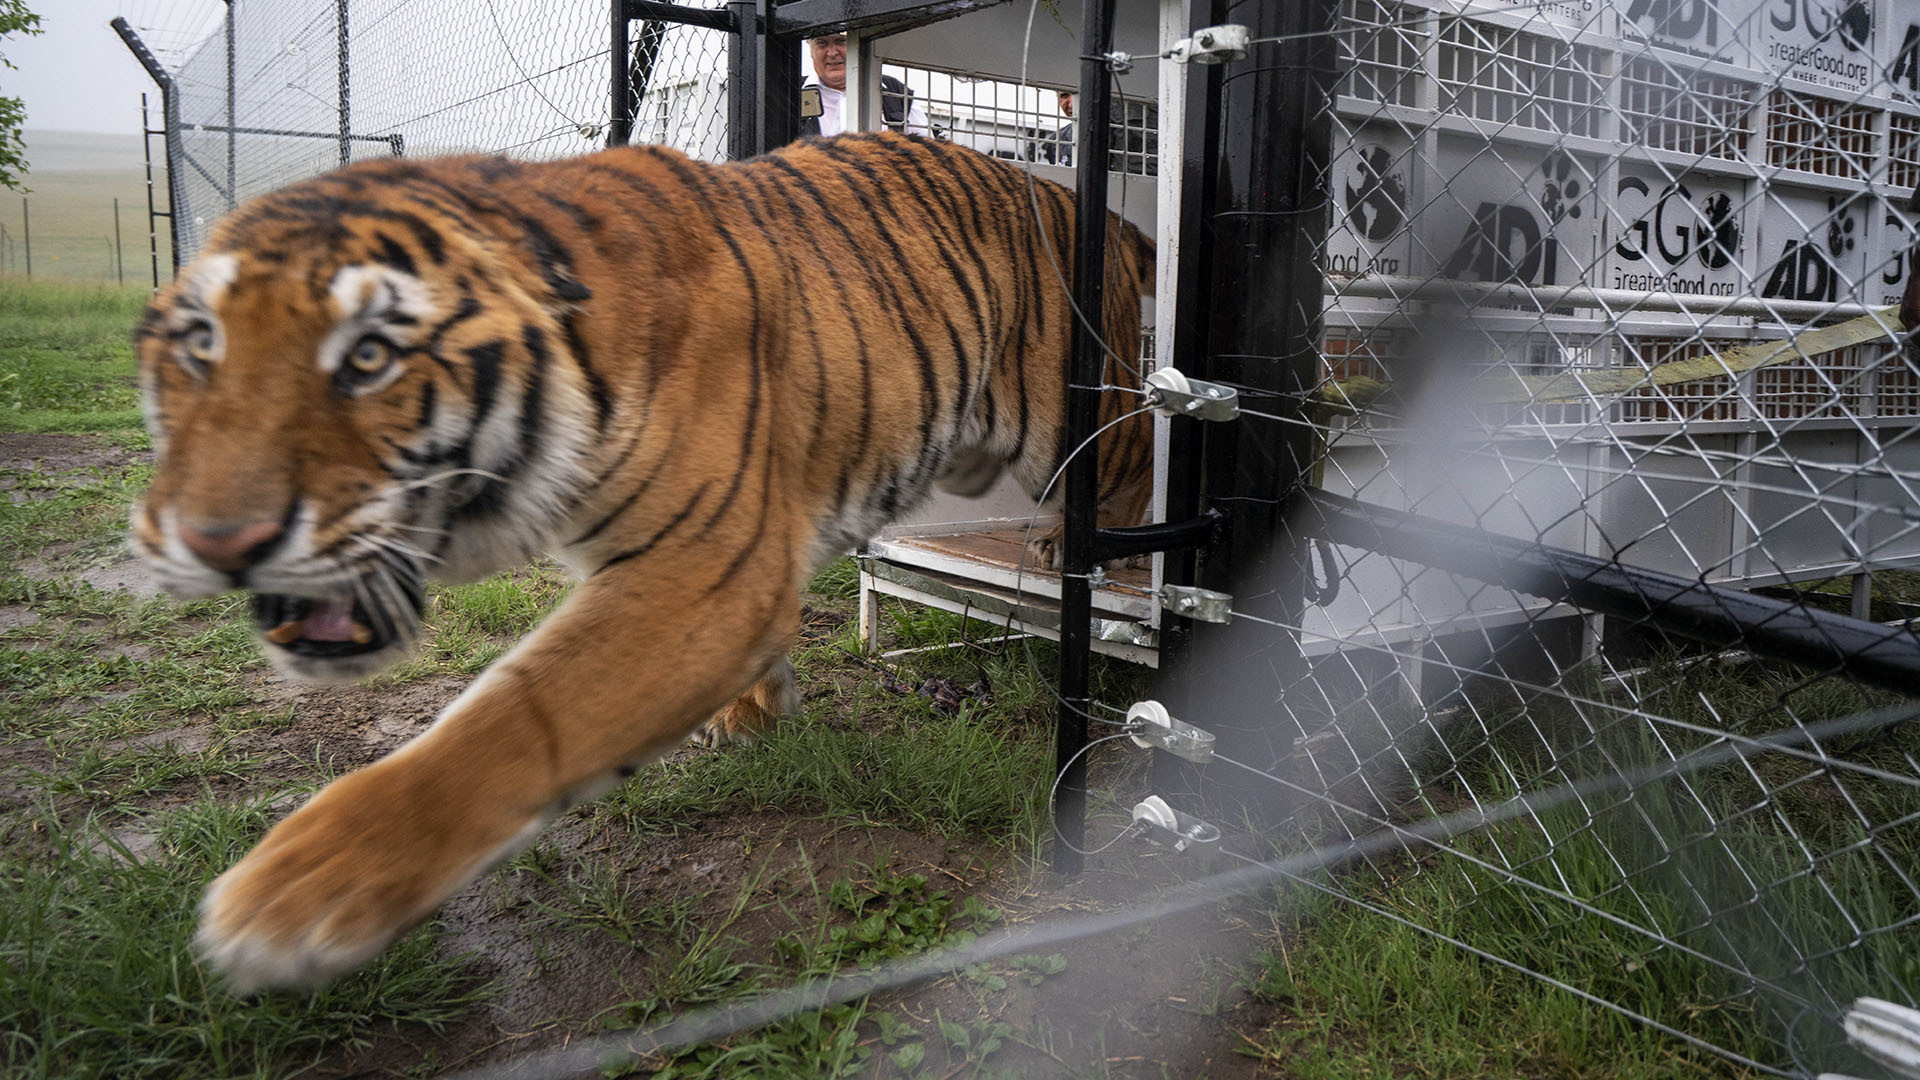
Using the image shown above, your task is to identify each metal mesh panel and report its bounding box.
[163,0,729,263]
[1125,1,1920,1075]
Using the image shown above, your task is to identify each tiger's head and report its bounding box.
[131,161,599,683]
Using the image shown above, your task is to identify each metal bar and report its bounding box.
[337,0,351,167]
[113,197,124,285]
[21,197,29,280]
[113,17,188,269]
[725,0,799,160]
[1092,511,1222,564]
[173,123,402,144]
[726,0,756,161]
[610,0,633,147]
[1053,0,1119,876]
[1177,0,1341,806]
[225,1,236,210]
[769,0,1001,37]
[1331,272,1889,322]
[141,93,161,288]
[626,0,734,31]
[111,18,173,90]
[1151,0,1229,801]
[1302,489,1920,693]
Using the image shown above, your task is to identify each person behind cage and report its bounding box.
[1043,90,1156,176]
[801,33,932,137]
[1046,89,1076,166]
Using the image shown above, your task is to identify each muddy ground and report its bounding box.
[3,432,1294,1080]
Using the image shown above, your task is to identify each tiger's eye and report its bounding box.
[346,336,392,375]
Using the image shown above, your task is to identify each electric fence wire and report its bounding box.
[452,699,1920,1080]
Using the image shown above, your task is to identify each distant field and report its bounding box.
[6,130,174,286]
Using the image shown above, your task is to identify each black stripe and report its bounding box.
[560,312,614,434]
[416,380,437,430]
[374,232,415,276]
[598,480,711,572]
[466,340,505,422]
[518,324,550,461]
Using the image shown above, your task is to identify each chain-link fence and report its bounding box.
[156,0,730,262]
[1114,0,1920,1075]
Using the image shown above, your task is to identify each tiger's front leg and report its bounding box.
[194,561,797,991]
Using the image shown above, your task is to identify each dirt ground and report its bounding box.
[3,432,1292,1080]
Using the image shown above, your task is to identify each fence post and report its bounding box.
[113,197,124,285]
[610,0,632,147]
[725,0,798,160]
[1051,0,1121,874]
[1158,0,1341,811]
[225,0,236,209]
[336,0,351,167]
[21,198,29,280]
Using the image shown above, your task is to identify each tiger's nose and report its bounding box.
[178,518,287,574]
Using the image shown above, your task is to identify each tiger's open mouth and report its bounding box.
[250,583,422,660]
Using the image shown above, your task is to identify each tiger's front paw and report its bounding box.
[196,763,541,992]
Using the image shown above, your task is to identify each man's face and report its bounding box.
[809,35,848,91]
[1059,92,1075,119]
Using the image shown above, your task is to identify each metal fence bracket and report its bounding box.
[1146,368,1240,421]
[1160,584,1233,623]
[1166,24,1249,65]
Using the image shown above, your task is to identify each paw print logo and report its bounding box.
[1540,153,1583,226]
[1837,0,1871,51]
[1343,144,1408,244]
[1695,191,1739,270]
[1826,195,1857,258]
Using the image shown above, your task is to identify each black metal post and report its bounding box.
[1051,0,1119,875]
[610,0,633,147]
[115,22,181,272]
[725,0,799,160]
[113,197,124,285]
[225,0,236,209]
[1174,0,1341,808]
[20,198,29,280]
[141,93,163,287]
[336,0,351,167]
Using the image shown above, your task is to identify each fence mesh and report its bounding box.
[1113,2,1920,1076]
[161,0,730,261]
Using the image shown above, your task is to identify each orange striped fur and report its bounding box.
[131,132,1152,989]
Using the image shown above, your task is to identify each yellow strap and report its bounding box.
[1315,306,1907,412]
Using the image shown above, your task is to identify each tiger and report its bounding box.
[130,131,1156,990]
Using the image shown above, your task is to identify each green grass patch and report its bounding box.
[0,279,148,433]
[1238,654,1920,1078]
[0,794,492,1080]
[0,462,150,569]
[380,564,574,680]
[0,581,266,742]
[600,697,1052,841]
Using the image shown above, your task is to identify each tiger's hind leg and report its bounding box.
[694,655,799,746]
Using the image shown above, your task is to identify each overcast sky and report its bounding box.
[6,0,221,136]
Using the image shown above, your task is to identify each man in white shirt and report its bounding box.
[801,33,933,138]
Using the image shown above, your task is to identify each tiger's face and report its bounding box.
[131,180,595,683]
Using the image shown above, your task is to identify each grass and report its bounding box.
[0,279,149,433]
[1234,653,1920,1079]
[0,795,491,1080]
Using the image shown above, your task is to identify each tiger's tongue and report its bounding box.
[302,597,361,642]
